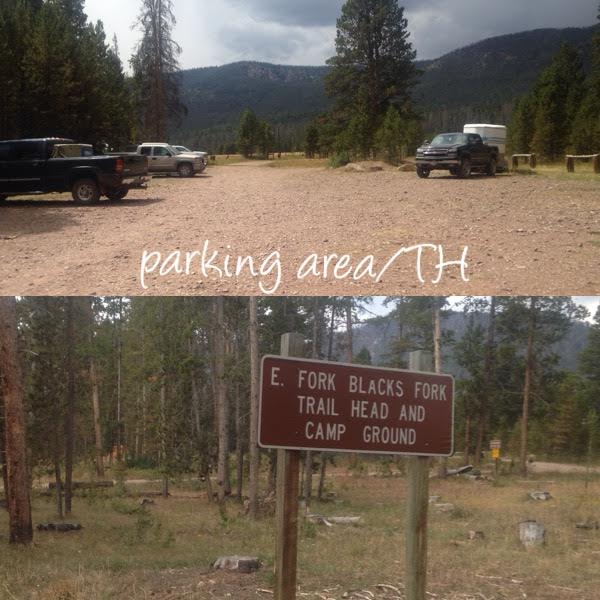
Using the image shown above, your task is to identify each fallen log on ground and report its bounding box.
[37,523,83,532]
[307,514,362,527]
[48,481,114,490]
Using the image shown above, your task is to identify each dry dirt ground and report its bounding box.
[0,165,599,296]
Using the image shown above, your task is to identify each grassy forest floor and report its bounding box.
[1,461,600,599]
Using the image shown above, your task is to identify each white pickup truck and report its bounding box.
[137,143,206,177]
[173,146,209,167]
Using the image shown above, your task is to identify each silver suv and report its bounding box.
[137,143,206,177]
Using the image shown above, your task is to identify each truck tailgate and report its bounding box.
[120,154,148,177]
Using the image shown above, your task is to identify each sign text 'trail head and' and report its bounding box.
[259,356,455,458]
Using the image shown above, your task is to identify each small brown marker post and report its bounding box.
[405,351,433,600]
[274,333,305,600]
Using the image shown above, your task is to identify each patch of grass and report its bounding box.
[210,154,251,166]
[329,152,350,169]
[2,468,600,599]
[516,162,600,183]
[265,158,328,169]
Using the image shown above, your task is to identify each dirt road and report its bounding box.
[0,165,598,296]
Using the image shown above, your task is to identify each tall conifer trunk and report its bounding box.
[214,298,229,504]
[0,297,33,544]
[64,298,75,515]
[475,297,496,466]
[520,298,538,476]
[248,298,260,518]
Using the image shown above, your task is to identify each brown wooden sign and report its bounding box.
[259,356,454,457]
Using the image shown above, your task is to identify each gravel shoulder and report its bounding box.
[0,165,598,296]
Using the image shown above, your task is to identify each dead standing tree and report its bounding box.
[64,298,76,515]
[0,297,33,544]
[248,298,260,519]
[214,298,229,505]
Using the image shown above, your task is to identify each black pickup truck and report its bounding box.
[0,138,149,203]
[415,133,499,179]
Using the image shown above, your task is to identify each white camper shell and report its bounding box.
[464,124,507,170]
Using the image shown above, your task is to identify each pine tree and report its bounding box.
[531,43,586,160]
[497,297,585,474]
[304,123,320,158]
[22,2,78,137]
[508,95,536,153]
[550,375,586,456]
[571,8,600,153]
[580,306,600,413]
[131,0,186,140]
[237,109,261,158]
[258,121,274,158]
[0,298,33,545]
[325,0,419,154]
[376,104,404,165]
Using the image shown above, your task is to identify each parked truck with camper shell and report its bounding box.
[0,138,149,203]
[416,125,505,179]
[463,124,507,171]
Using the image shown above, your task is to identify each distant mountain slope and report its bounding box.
[349,311,590,377]
[174,62,330,150]
[416,26,599,132]
[180,62,329,130]
[172,25,599,150]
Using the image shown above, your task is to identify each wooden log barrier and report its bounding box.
[512,154,536,170]
[565,154,600,174]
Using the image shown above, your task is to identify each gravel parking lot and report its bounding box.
[0,165,598,296]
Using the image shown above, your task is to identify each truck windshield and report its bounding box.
[431,134,468,146]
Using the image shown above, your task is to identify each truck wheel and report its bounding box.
[457,158,472,179]
[417,166,431,179]
[486,157,497,177]
[449,168,458,176]
[178,163,194,178]
[106,189,129,201]
[72,179,100,204]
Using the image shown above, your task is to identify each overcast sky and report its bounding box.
[85,0,597,70]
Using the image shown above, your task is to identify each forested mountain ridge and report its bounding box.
[172,25,599,151]
[416,25,599,132]
[351,310,591,375]
[174,62,330,151]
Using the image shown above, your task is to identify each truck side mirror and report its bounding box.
[424,140,430,145]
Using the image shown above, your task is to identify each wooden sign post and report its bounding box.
[405,351,433,600]
[274,333,305,600]
[260,348,454,600]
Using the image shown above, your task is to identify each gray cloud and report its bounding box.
[86,0,598,69]
[217,21,331,64]
[222,0,596,62]
[225,0,345,28]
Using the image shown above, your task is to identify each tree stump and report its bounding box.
[213,556,261,573]
[529,491,552,501]
[519,520,545,548]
